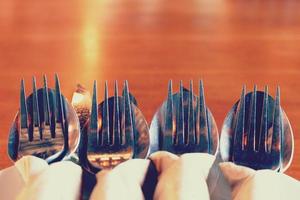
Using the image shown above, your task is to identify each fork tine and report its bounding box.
[43,75,51,127]
[187,80,195,145]
[271,86,282,158]
[102,81,110,145]
[198,80,209,152]
[163,80,174,149]
[175,81,184,145]
[20,79,30,139]
[90,80,99,143]
[234,85,246,151]
[32,77,41,138]
[122,86,138,107]
[112,81,121,145]
[55,74,65,132]
[259,86,268,152]
[247,85,257,151]
[122,80,134,147]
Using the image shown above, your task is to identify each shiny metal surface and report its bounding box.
[72,84,92,129]
[8,75,80,163]
[78,81,150,174]
[150,80,219,155]
[220,86,294,171]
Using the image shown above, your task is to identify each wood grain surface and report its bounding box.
[0,0,299,179]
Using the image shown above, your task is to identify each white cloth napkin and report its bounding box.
[90,159,151,200]
[0,156,82,200]
[91,151,216,200]
[153,152,215,200]
[17,161,82,200]
[1,154,300,200]
[220,162,300,200]
[206,154,231,200]
[0,165,25,200]
[90,151,181,200]
[0,156,48,200]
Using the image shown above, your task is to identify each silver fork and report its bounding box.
[149,80,219,155]
[220,86,294,171]
[78,80,151,174]
[8,74,80,163]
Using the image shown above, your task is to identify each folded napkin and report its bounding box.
[153,152,215,200]
[0,156,82,200]
[205,154,231,200]
[220,162,300,200]
[90,159,151,200]
[90,151,217,200]
[2,154,299,200]
[17,161,82,200]
[0,156,48,200]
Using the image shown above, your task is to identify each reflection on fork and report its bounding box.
[8,74,80,163]
[231,86,284,170]
[78,80,151,199]
[150,80,219,156]
[78,80,151,174]
[219,84,294,172]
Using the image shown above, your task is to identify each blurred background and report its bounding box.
[0,0,299,179]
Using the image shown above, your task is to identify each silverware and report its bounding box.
[71,84,139,130]
[220,86,294,171]
[8,74,80,163]
[149,80,219,155]
[78,80,150,174]
[71,84,92,129]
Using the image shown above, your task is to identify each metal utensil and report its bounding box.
[220,86,294,171]
[71,84,138,130]
[8,74,80,163]
[149,80,219,155]
[78,80,151,174]
[71,84,92,129]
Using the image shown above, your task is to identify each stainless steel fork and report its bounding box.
[78,80,151,174]
[8,74,80,163]
[149,80,219,155]
[220,86,294,171]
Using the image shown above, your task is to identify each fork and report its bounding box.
[78,80,150,174]
[149,80,219,155]
[78,80,152,199]
[229,86,284,170]
[220,85,294,172]
[71,83,139,131]
[8,74,80,163]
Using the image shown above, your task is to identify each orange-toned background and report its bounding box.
[0,0,299,179]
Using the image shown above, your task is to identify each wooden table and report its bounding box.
[0,0,299,179]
